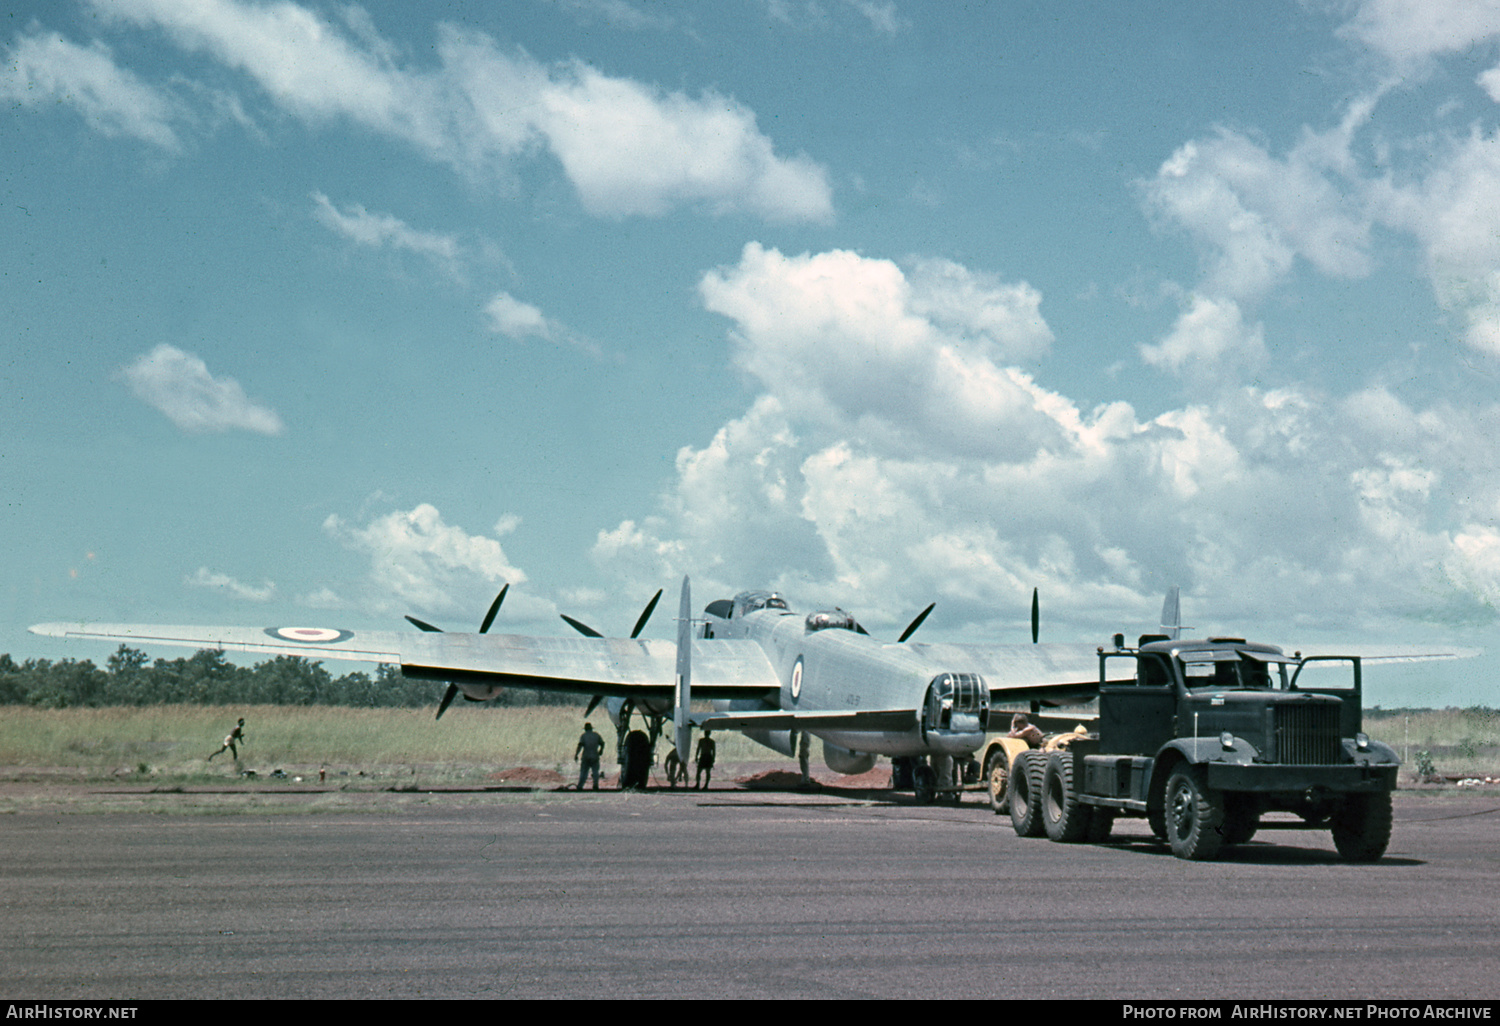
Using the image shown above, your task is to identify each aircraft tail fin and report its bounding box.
[674,575,693,759]
[1160,586,1186,640]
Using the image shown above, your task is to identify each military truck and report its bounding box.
[987,634,1399,861]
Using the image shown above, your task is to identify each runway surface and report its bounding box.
[2,785,1498,1000]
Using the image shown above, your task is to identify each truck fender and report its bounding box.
[1342,737,1399,766]
[1145,743,1211,812]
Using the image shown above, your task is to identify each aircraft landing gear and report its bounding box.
[913,763,937,804]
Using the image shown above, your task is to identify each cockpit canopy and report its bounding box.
[804,609,857,633]
[732,590,790,619]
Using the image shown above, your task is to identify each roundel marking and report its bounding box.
[266,627,354,644]
[790,655,804,702]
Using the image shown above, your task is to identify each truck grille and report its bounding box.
[1273,703,1342,765]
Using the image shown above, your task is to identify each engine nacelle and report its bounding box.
[823,740,876,775]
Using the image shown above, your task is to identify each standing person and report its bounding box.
[694,729,717,790]
[574,721,606,791]
[208,718,247,762]
[663,746,685,788]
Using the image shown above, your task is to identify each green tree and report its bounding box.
[102,646,152,705]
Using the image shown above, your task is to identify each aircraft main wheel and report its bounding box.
[1165,768,1224,861]
[1008,751,1045,838]
[986,752,1010,816]
[1331,792,1393,862]
[1042,751,1091,843]
[913,764,937,804]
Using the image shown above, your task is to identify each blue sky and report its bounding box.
[7,0,1500,707]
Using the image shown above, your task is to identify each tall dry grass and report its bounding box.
[1,704,1493,780]
[1366,708,1500,777]
[0,704,768,776]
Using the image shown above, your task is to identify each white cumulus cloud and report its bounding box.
[699,243,1059,460]
[323,503,527,618]
[185,567,277,602]
[86,0,833,222]
[121,344,285,435]
[311,192,462,274]
[1,31,182,149]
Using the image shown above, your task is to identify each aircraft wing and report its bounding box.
[1290,644,1480,663]
[28,622,783,702]
[697,708,919,733]
[904,640,1114,705]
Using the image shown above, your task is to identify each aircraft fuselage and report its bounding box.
[707,595,992,762]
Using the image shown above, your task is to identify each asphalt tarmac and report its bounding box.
[2,786,1497,1000]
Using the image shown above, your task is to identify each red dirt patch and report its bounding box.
[736,767,892,790]
[486,767,567,785]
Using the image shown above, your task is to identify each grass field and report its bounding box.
[0,704,772,784]
[0,704,1494,784]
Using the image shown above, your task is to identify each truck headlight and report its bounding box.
[1219,731,1235,751]
[1355,732,1370,751]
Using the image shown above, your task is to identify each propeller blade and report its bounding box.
[560,614,604,638]
[897,603,935,643]
[405,615,444,633]
[584,694,603,717]
[479,584,509,634]
[1031,587,1040,644]
[435,684,459,721]
[630,589,663,639]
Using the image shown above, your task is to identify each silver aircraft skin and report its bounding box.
[30,576,1106,779]
[29,577,1472,782]
[691,587,1102,776]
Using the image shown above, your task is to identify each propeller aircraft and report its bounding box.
[30,576,1106,797]
[29,577,1470,800]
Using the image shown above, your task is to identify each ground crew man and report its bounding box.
[694,729,717,790]
[574,721,606,790]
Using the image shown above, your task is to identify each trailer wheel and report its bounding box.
[1165,768,1224,861]
[986,751,1010,815]
[1008,751,1045,837]
[1042,751,1092,843]
[1331,792,1393,862]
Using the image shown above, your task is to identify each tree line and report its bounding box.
[0,646,581,709]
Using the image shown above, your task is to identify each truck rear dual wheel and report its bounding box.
[1008,751,1046,837]
[1164,768,1224,861]
[1331,792,1393,862]
[1042,751,1092,843]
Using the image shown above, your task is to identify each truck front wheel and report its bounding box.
[1165,768,1224,861]
[1331,792,1393,862]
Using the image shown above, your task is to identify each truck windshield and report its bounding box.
[1178,654,1288,690]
